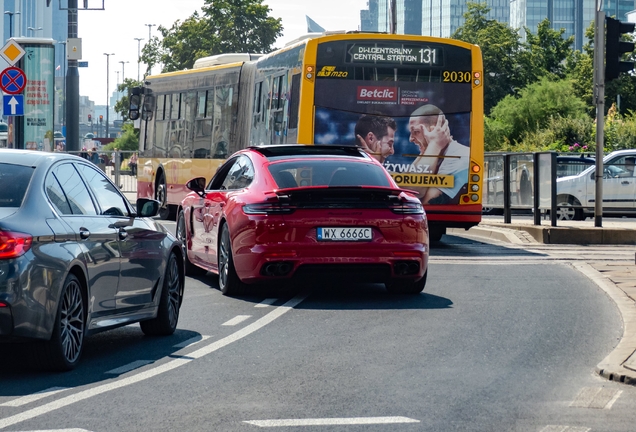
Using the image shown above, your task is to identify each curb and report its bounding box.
[574,262,636,386]
[476,223,636,245]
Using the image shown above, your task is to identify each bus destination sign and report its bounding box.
[346,43,443,66]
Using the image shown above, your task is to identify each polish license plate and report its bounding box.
[317,227,372,241]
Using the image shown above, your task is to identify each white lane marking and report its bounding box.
[222,315,251,326]
[0,294,307,430]
[0,388,69,408]
[255,298,277,308]
[244,417,420,427]
[604,390,623,410]
[540,427,590,432]
[570,387,622,409]
[173,335,211,349]
[105,360,154,375]
[12,429,92,432]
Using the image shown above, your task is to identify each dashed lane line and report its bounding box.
[222,315,251,326]
[0,388,69,408]
[243,417,420,427]
[105,360,154,375]
[0,293,308,430]
[255,298,278,308]
[172,335,211,348]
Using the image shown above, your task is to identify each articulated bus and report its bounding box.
[130,32,484,240]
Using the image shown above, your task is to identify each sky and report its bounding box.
[78,0,368,106]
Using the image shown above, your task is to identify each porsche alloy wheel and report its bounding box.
[218,224,245,296]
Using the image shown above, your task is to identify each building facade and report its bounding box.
[359,0,636,51]
[360,0,510,36]
[510,0,634,51]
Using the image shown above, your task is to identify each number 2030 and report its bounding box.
[443,71,472,83]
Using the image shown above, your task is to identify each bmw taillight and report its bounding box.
[243,203,297,215]
[390,202,424,215]
[0,230,33,259]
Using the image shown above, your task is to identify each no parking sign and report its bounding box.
[0,66,27,95]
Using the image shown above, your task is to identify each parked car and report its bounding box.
[177,145,429,296]
[0,150,185,371]
[557,149,636,220]
[556,155,595,178]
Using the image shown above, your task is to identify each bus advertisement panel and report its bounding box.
[310,38,482,236]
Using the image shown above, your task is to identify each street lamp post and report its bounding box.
[4,11,16,38]
[103,52,115,139]
[58,41,67,132]
[145,23,156,41]
[27,26,42,36]
[134,37,144,82]
[118,60,129,83]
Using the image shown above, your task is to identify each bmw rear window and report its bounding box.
[0,163,33,207]
[268,160,391,188]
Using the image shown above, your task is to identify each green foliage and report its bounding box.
[452,2,524,114]
[487,77,587,146]
[107,123,140,152]
[604,105,636,151]
[114,78,142,122]
[521,18,574,82]
[141,0,283,73]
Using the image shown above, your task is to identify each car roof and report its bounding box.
[248,144,370,160]
[0,149,80,167]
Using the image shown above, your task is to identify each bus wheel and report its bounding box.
[429,226,445,242]
[156,173,175,220]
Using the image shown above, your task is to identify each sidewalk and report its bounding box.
[449,218,636,386]
[470,217,636,245]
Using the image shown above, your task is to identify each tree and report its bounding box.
[108,123,140,152]
[114,78,142,122]
[520,18,574,83]
[486,77,588,148]
[141,0,283,73]
[452,2,525,114]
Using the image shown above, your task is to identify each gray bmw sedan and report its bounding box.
[0,150,185,371]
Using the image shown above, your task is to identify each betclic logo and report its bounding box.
[357,86,398,101]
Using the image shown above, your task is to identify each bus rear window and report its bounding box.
[268,160,391,188]
[0,164,33,208]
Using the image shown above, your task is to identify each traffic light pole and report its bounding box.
[593,8,605,228]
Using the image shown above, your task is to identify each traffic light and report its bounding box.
[99,115,103,124]
[605,16,636,82]
[88,114,92,123]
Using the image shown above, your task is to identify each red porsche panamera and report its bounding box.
[176,145,429,295]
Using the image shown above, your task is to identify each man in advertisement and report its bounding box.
[354,114,396,164]
[407,104,469,204]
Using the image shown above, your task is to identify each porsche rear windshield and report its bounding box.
[0,164,33,208]
[268,160,391,188]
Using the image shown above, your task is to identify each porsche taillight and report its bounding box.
[243,203,297,215]
[390,201,424,215]
[0,230,33,259]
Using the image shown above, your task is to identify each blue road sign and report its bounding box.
[78,61,88,67]
[0,67,27,94]
[3,94,24,116]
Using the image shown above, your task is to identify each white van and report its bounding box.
[556,149,636,220]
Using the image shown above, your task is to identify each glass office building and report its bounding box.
[359,0,510,37]
[511,0,635,51]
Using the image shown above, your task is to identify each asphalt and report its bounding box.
[449,217,636,386]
